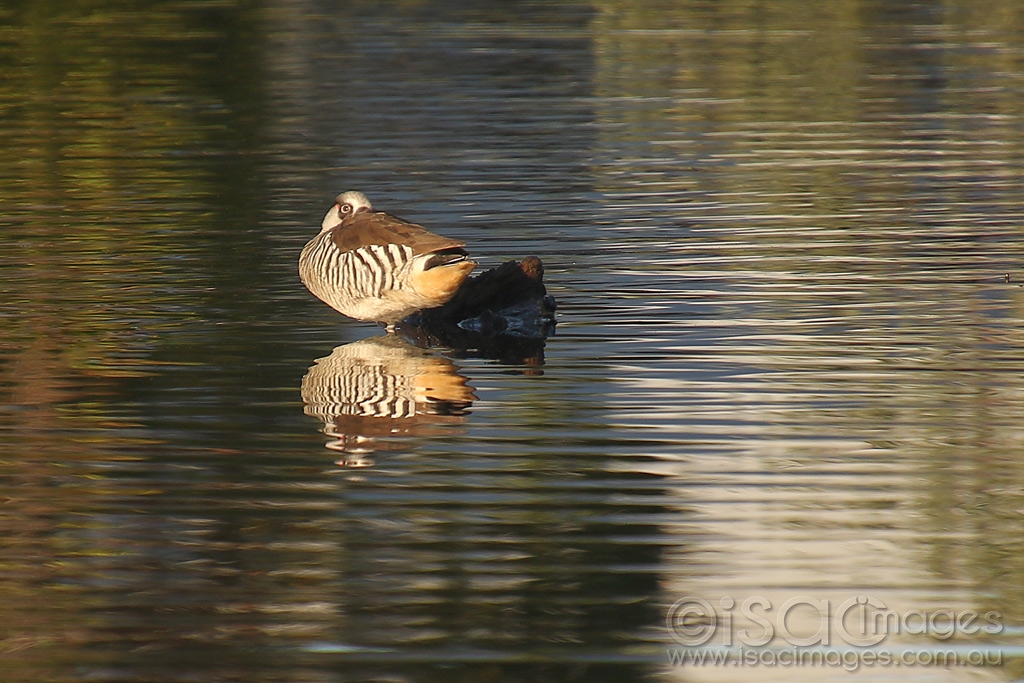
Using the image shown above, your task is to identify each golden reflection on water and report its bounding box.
[301,336,475,466]
[579,4,1024,680]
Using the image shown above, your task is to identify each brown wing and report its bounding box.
[330,211,466,256]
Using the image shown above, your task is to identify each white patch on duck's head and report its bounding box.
[320,190,373,232]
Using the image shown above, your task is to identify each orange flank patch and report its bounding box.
[410,260,476,308]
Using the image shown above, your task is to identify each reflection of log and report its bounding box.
[399,256,557,364]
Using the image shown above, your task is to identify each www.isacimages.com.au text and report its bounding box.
[666,646,1002,673]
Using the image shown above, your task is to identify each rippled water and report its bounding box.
[3,1,1024,681]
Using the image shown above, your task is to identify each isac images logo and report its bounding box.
[665,595,1003,672]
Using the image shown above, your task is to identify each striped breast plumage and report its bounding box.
[299,191,476,325]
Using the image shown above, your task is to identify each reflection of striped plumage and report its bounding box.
[299,191,476,325]
[300,336,476,457]
[302,345,418,421]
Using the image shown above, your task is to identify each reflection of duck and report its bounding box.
[301,335,476,466]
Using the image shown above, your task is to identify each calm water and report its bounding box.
[3,1,1024,681]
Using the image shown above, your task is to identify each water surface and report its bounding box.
[2,1,1024,681]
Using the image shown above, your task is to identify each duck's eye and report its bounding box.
[340,203,353,214]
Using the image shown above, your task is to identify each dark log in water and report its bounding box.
[397,256,557,364]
